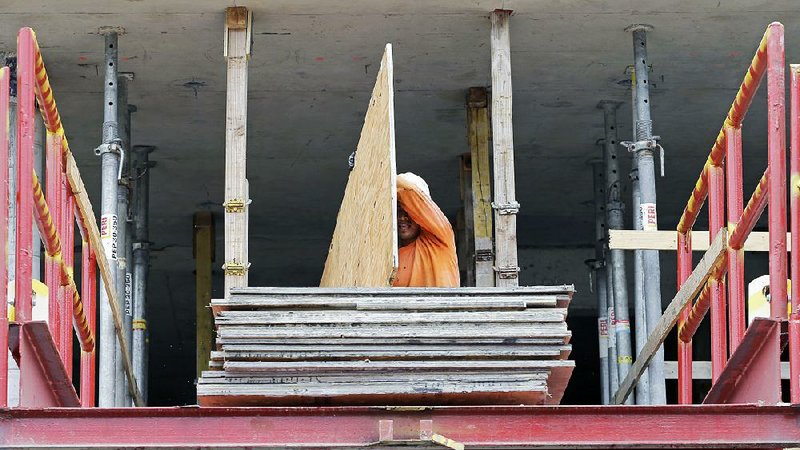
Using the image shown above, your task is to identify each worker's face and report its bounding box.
[397,206,420,246]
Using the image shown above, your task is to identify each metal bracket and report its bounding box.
[475,249,494,262]
[491,201,520,215]
[222,261,249,276]
[223,198,248,213]
[620,136,665,177]
[132,241,150,251]
[494,265,520,279]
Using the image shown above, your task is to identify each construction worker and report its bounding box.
[392,172,459,287]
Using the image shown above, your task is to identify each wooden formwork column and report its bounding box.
[457,154,475,286]
[194,211,215,381]
[467,87,495,287]
[223,7,252,296]
[490,10,519,287]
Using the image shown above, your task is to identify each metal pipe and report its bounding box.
[80,244,97,407]
[724,125,745,353]
[676,231,693,404]
[132,144,153,404]
[708,165,727,382]
[97,30,121,407]
[589,159,610,404]
[628,25,666,404]
[606,266,619,392]
[0,66,10,408]
[598,101,633,404]
[766,22,787,320]
[790,64,800,404]
[115,75,133,406]
[728,169,769,250]
[630,69,650,405]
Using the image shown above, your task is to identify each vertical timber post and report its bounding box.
[223,7,252,297]
[490,10,519,287]
[626,24,666,404]
[194,211,214,382]
[96,28,122,408]
[467,87,495,287]
[457,154,475,286]
[598,101,633,405]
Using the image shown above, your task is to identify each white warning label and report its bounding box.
[100,214,118,260]
[640,202,658,231]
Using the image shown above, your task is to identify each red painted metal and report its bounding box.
[2,405,799,448]
[0,66,9,408]
[767,22,788,320]
[8,322,79,407]
[45,131,62,362]
[60,151,73,379]
[709,165,727,381]
[704,318,782,404]
[725,126,745,352]
[791,64,800,404]
[15,28,35,322]
[676,232,693,403]
[728,168,769,251]
[80,246,97,407]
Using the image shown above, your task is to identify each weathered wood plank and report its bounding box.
[194,211,215,381]
[490,9,520,287]
[224,359,574,373]
[468,87,495,287]
[608,229,787,252]
[214,348,567,361]
[613,228,728,404]
[229,285,575,296]
[320,44,398,287]
[223,6,252,296]
[214,309,567,324]
[216,336,570,346]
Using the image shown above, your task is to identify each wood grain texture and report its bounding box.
[609,229,786,252]
[490,10,519,287]
[467,87,495,287]
[224,7,250,296]
[320,44,397,287]
[194,211,214,380]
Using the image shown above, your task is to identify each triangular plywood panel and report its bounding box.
[320,44,398,287]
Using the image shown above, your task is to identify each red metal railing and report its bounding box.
[0,27,105,407]
[675,22,794,403]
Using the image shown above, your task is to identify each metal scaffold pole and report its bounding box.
[115,74,133,406]
[625,24,666,404]
[96,29,122,407]
[132,144,153,405]
[629,69,651,405]
[588,159,610,404]
[598,101,633,404]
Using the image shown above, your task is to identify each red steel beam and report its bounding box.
[676,231,693,403]
[80,245,97,407]
[677,24,771,234]
[725,126,745,352]
[728,168,768,250]
[1,405,799,448]
[766,22,788,320]
[708,165,728,382]
[790,64,800,404]
[0,66,9,407]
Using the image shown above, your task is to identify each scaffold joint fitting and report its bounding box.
[494,265,520,279]
[224,198,248,213]
[491,201,520,215]
[223,261,249,276]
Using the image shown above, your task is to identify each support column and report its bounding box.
[489,10,519,287]
[457,154,475,286]
[96,30,122,407]
[194,211,214,384]
[588,159,610,404]
[626,24,666,404]
[467,87,494,287]
[132,144,153,405]
[599,101,633,405]
[223,7,251,297]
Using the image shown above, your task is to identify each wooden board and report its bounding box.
[320,44,397,287]
[608,229,787,252]
[467,87,495,287]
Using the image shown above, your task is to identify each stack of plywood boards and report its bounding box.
[197,286,574,406]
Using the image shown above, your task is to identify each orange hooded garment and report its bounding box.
[392,173,460,288]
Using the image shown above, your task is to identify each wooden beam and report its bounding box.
[490,10,519,287]
[613,228,728,404]
[66,154,143,406]
[223,6,252,297]
[609,229,787,252]
[458,154,475,286]
[194,211,215,383]
[467,87,494,287]
[320,44,398,287]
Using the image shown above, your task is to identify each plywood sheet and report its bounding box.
[320,44,397,287]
